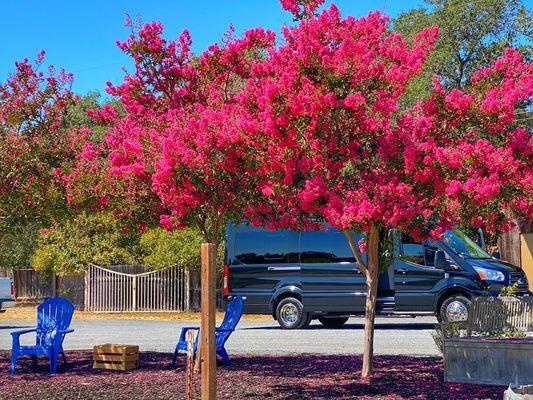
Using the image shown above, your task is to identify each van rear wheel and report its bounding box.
[318,316,349,328]
[276,297,308,329]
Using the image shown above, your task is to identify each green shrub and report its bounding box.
[498,283,518,297]
[432,322,468,355]
[0,225,38,269]
[140,227,223,271]
[31,212,142,276]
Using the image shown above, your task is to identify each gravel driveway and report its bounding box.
[0,316,439,356]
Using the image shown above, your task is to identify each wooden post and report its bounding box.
[200,243,216,400]
[186,329,195,400]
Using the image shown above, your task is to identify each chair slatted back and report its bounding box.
[467,296,533,336]
[216,296,244,347]
[36,297,75,347]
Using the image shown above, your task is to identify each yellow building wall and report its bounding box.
[520,233,533,291]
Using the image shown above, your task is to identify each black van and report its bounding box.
[223,223,530,329]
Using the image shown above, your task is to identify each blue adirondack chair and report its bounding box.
[171,296,244,368]
[10,297,75,374]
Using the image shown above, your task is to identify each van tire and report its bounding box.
[275,297,307,329]
[300,312,313,329]
[318,316,349,328]
[439,295,471,323]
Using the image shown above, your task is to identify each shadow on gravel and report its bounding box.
[0,351,502,400]
[241,322,436,331]
[0,325,31,330]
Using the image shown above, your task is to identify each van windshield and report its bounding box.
[442,229,492,259]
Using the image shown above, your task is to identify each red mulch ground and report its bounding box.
[0,351,503,400]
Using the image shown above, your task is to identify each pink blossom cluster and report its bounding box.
[280,0,324,19]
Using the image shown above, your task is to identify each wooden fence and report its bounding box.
[12,268,55,302]
[85,264,189,312]
[467,296,533,335]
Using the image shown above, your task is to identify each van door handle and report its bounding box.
[352,269,362,274]
[396,268,407,274]
[268,266,301,272]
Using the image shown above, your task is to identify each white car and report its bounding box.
[0,277,15,312]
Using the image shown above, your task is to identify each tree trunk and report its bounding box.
[362,260,379,377]
[362,225,380,378]
[344,225,380,379]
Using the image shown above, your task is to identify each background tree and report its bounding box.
[31,212,142,276]
[0,52,79,233]
[393,0,532,106]
[0,225,38,269]
[62,91,124,141]
[140,227,223,271]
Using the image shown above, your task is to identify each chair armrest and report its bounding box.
[214,328,234,332]
[11,328,37,348]
[10,328,37,337]
[51,328,74,346]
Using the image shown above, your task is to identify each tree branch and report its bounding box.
[343,229,368,275]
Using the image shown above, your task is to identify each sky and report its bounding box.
[0,0,530,97]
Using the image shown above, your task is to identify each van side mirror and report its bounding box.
[434,250,451,270]
[491,251,500,260]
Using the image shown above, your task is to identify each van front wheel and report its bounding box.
[439,295,471,323]
[318,316,349,328]
[276,297,307,329]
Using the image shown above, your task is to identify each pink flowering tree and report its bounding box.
[102,22,275,244]
[101,21,275,397]
[244,3,532,378]
[0,52,80,233]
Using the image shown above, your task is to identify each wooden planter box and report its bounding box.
[444,338,533,386]
[93,344,139,371]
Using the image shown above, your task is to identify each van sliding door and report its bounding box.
[300,229,366,313]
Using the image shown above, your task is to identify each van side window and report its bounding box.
[300,230,356,263]
[400,234,438,267]
[234,231,290,264]
[401,235,425,266]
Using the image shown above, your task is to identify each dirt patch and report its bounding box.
[0,351,503,400]
[1,306,271,323]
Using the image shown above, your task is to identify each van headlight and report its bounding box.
[474,266,505,282]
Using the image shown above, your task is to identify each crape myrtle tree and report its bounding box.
[0,52,82,234]
[100,21,275,398]
[243,1,532,377]
[100,22,275,244]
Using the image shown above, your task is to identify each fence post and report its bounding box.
[132,275,137,311]
[184,268,190,311]
[84,268,89,311]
